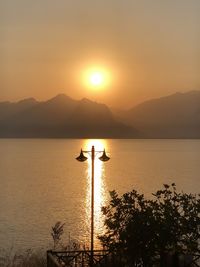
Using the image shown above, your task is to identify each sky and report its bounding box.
[0,0,200,108]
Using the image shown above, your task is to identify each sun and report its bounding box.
[90,72,103,86]
[81,66,111,90]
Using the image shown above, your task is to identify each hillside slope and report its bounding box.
[0,94,137,138]
[124,91,200,138]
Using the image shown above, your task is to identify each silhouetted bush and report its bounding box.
[99,184,200,266]
[0,248,45,267]
[51,221,65,250]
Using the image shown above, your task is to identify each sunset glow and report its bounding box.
[82,67,111,90]
[90,72,103,86]
[0,0,199,259]
[83,139,109,246]
[1,1,199,107]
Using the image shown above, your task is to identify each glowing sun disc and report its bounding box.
[81,65,111,90]
[90,72,103,86]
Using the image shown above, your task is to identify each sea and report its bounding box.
[0,139,199,252]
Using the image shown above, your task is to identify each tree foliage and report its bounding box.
[99,184,200,266]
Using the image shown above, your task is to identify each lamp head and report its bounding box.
[76,149,88,162]
[99,149,110,162]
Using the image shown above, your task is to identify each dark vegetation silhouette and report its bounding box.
[1,184,199,267]
[51,222,65,250]
[50,222,83,251]
[0,248,45,267]
[48,184,200,267]
[99,184,200,267]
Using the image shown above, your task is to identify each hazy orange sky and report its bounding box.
[0,0,199,108]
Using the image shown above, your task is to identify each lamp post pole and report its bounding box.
[91,146,95,267]
[76,145,110,267]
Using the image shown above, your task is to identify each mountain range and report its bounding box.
[0,90,199,138]
[0,94,136,138]
[118,90,200,138]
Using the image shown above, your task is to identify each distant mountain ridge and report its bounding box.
[0,94,137,138]
[122,90,200,138]
[0,91,199,138]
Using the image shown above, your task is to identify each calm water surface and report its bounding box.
[0,139,199,252]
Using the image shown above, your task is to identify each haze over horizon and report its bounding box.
[0,90,199,139]
[1,0,200,108]
[0,89,199,109]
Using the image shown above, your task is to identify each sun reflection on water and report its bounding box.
[82,139,109,249]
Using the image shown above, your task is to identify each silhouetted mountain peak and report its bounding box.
[124,90,200,138]
[80,98,109,109]
[76,98,112,120]
[79,98,100,107]
[17,97,37,103]
[0,91,198,138]
[80,97,90,103]
[17,97,38,105]
[47,94,75,104]
[0,94,137,138]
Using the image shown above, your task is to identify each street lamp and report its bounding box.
[76,145,110,267]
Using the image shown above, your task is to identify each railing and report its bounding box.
[189,254,200,267]
[47,250,116,267]
[47,250,200,267]
[160,253,200,267]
